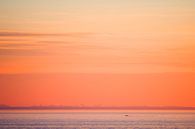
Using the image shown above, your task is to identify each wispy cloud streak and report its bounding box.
[0,32,93,37]
[0,48,48,56]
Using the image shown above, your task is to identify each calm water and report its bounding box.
[0,110,195,129]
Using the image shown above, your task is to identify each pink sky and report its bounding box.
[0,0,194,106]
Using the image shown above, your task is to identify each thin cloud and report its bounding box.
[0,43,42,47]
[0,32,93,37]
[0,39,28,41]
[0,48,49,56]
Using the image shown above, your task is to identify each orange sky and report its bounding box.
[0,0,194,107]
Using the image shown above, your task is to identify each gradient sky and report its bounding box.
[0,0,194,106]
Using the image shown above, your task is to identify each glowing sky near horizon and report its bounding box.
[0,0,194,106]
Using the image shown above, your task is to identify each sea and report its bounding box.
[0,110,195,129]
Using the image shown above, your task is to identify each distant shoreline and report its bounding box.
[0,106,195,110]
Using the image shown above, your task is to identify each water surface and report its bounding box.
[0,110,195,129]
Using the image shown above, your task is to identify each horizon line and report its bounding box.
[0,105,195,110]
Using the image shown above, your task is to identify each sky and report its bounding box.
[0,0,194,107]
